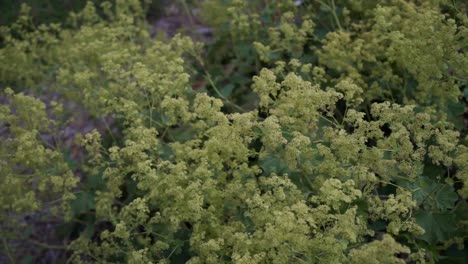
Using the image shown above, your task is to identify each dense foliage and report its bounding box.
[1,0,467,263]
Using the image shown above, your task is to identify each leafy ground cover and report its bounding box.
[0,0,467,263]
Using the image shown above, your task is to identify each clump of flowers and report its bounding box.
[1,0,467,263]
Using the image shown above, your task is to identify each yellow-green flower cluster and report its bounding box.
[0,89,78,248]
[1,0,466,263]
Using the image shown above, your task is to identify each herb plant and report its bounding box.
[0,0,467,263]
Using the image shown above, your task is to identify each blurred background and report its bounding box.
[0,0,166,25]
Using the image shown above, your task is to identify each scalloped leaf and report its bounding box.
[415,212,458,244]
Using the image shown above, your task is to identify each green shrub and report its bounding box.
[0,0,467,263]
[201,0,468,125]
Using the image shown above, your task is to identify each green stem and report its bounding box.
[418,182,443,208]
[102,117,117,143]
[179,0,194,25]
[320,114,341,128]
[166,244,180,260]
[204,73,245,112]
[341,105,348,126]
[194,52,246,112]
[316,0,343,31]
[28,239,67,250]
[330,0,343,31]
[379,180,412,192]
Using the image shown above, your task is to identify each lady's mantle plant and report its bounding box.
[0,0,467,263]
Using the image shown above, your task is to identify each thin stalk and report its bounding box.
[179,0,194,25]
[320,114,341,128]
[204,73,245,112]
[330,0,343,31]
[316,0,343,31]
[102,117,117,143]
[28,239,67,250]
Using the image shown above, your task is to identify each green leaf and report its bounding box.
[63,150,79,170]
[71,191,95,216]
[22,225,33,238]
[454,201,468,221]
[400,176,457,210]
[220,84,234,98]
[434,184,458,210]
[423,164,445,178]
[446,102,464,130]
[235,41,255,58]
[20,255,33,264]
[415,212,458,244]
[259,155,289,175]
[87,169,105,190]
